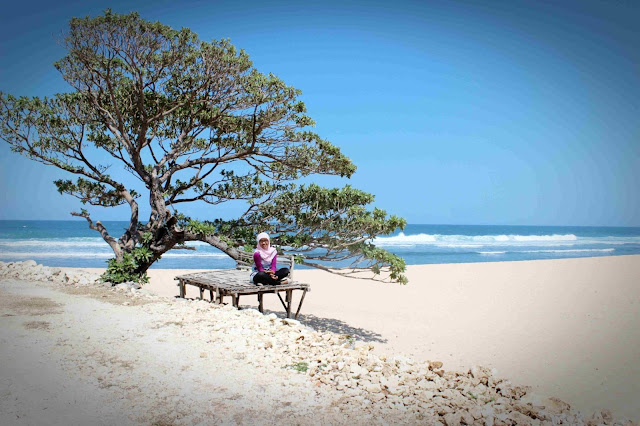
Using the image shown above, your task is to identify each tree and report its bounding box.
[0,10,407,284]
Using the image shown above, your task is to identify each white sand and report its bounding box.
[2,255,638,423]
[0,278,350,425]
[141,255,640,422]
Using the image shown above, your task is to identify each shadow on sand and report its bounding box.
[252,307,387,344]
[177,296,387,344]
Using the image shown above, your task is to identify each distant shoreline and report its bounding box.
[3,221,640,269]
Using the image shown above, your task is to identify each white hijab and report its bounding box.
[255,232,277,262]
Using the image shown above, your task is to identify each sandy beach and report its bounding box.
[147,255,640,422]
[1,255,638,424]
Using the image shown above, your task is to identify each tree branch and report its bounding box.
[71,210,122,259]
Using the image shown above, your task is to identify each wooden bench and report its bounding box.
[174,252,310,319]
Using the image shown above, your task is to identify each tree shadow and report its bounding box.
[256,307,387,344]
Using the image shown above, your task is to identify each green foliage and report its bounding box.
[100,231,155,284]
[246,184,408,282]
[283,362,309,372]
[358,243,408,285]
[0,10,409,284]
[177,214,255,247]
[182,218,218,236]
[54,178,139,206]
[100,248,150,285]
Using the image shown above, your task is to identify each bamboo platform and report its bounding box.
[175,265,310,319]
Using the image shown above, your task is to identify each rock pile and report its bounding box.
[1,260,635,425]
[152,298,633,425]
[0,260,100,286]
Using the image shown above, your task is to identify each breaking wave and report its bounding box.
[0,239,213,248]
[374,233,579,247]
[0,251,228,259]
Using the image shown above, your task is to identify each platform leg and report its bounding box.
[286,290,293,318]
[258,293,264,313]
[276,291,287,311]
[295,289,307,320]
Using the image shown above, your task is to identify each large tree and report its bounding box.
[0,10,407,284]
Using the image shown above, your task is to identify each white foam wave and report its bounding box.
[375,233,580,247]
[0,239,215,249]
[521,248,615,254]
[0,251,228,259]
[0,252,114,258]
[0,238,218,253]
[0,238,107,248]
[435,244,487,248]
[162,252,228,258]
[474,248,615,256]
[510,234,578,242]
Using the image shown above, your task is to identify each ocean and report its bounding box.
[1,220,639,270]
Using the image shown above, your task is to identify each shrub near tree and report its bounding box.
[0,10,407,284]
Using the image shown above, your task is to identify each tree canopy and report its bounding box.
[0,10,407,284]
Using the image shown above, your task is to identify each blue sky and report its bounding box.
[1,0,638,226]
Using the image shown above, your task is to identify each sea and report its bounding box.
[1,220,639,270]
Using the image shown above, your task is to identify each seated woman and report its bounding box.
[251,232,290,286]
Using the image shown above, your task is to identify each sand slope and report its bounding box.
[144,255,640,421]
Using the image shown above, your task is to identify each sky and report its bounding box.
[0,0,638,226]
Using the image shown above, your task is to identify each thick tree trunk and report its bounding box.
[81,204,244,280]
